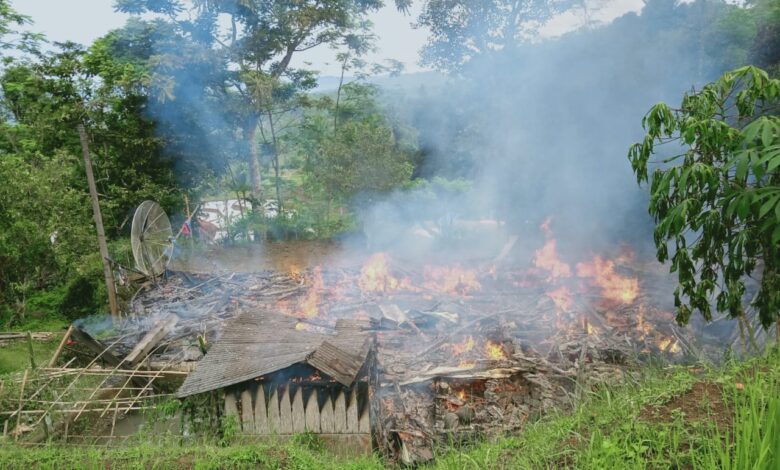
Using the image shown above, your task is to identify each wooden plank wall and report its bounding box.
[223,382,370,438]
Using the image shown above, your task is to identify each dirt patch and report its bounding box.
[639,382,731,430]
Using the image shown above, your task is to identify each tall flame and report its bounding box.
[359,253,413,293]
[534,239,572,280]
[298,266,324,318]
[279,266,324,319]
[576,256,639,304]
[533,218,572,280]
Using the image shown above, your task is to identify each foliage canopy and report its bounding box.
[629,66,780,329]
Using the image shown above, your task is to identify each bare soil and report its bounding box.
[638,382,731,430]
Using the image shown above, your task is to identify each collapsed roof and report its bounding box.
[176,312,371,398]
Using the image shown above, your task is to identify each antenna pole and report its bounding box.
[78,123,119,319]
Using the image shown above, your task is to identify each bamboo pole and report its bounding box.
[26,332,36,369]
[99,350,183,419]
[36,367,188,376]
[110,402,119,438]
[6,357,77,423]
[77,123,119,318]
[27,334,131,431]
[0,406,161,415]
[48,325,74,368]
[14,369,28,441]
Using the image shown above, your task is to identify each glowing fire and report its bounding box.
[298,266,324,318]
[457,360,476,369]
[657,337,681,354]
[534,239,572,280]
[452,336,475,355]
[546,286,574,311]
[423,265,481,295]
[280,267,324,319]
[576,256,639,304]
[359,253,413,293]
[457,390,467,401]
[484,341,507,361]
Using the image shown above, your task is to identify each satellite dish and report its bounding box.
[131,201,173,277]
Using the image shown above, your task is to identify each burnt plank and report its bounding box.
[346,388,359,433]
[240,387,254,433]
[124,315,179,366]
[304,389,320,432]
[308,341,367,387]
[291,387,306,433]
[333,390,347,434]
[254,385,268,435]
[224,389,239,419]
[267,386,281,434]
[320,395,335,433]
[279,385,293,434]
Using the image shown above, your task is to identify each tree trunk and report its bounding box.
[245,117,262,199]
[267,110,283,213]
[334,53,349,133]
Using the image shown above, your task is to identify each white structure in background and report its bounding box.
[198,199,253,241]
[197,199,292,241]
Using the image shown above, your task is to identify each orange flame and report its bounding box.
[457,360,476,369]
[298,266,324,318]
[546,286,574,312]
[484,341,507,361]
[657,337,681,354]
[534,239,572,280]
[280,267,324,319]
[452,336,475,355]
[424,266,481,295]
[457,389,467,400]
[359,253,413,293]
[576,256,639,304]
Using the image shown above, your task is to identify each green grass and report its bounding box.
[0,335,63,375]
[1,350,778,469]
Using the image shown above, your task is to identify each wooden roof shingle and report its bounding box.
[176,312,371,398]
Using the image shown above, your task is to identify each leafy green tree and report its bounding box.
[298,84,414,213]
[750,0,780,74]
[115,0,396,200]
[629,66,780,332]
[417,0,569,71]
[0,42,181,232]
[0,37,182,323]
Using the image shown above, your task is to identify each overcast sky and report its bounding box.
[10,0,644,76]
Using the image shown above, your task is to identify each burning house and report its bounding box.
[12,219,737,462]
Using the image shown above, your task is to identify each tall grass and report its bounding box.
[698,366,780,470]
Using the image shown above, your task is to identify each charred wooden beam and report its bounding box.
[124,315,179,366]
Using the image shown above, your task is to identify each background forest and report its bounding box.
[0,0,778,333]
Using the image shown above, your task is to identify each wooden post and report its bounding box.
[26,332,36,369]
[77,123,119,319]
[47,325,74,368]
